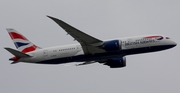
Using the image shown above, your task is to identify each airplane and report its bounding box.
[4,16,177,68]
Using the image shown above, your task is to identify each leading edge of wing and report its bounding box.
[47,16,102,44]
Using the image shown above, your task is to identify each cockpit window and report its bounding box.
[166,37,170,39]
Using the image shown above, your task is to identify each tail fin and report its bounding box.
[6,28,41,53]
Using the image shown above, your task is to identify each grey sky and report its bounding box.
[0,0,179,93]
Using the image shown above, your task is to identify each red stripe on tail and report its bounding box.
[9,32,28,40]
[21,45,37,53]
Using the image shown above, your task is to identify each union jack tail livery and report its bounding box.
[6,28,40,53]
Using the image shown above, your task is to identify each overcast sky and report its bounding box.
[0,0,179,93]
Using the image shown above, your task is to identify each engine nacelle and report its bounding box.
[104,57,126,68]
[101,40,121,51]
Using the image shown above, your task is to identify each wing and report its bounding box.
[75,61,97,66]
[75,57,126,68]
[47,16,105,54]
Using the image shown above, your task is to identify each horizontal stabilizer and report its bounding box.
[4,47,31,57]
[11,61,19,64]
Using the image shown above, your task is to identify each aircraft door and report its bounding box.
[43,50,48,59]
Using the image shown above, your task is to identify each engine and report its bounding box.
[104,57,126,68]
[100,40,122,51]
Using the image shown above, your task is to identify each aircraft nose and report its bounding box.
[173,42,177,47]
[170,41,177,47]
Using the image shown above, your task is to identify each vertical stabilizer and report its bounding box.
[6,28,41,53]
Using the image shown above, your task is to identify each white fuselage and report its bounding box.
[18,35,176,64]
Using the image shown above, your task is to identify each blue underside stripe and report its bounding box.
[36,45,175,64]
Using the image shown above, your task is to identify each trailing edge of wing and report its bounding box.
[4,47,31,57]
[47,16,105,54]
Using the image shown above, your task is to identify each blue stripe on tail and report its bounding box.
[14,42,29,48]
